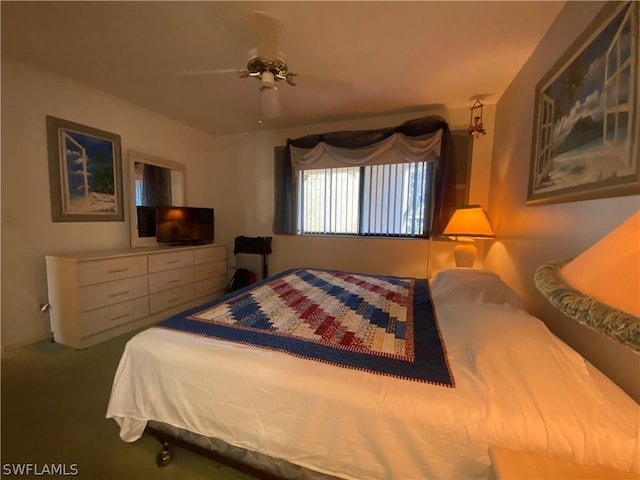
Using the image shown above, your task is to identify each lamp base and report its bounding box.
[453,243,477,268]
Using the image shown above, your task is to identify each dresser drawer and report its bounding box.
[149,266,194,294]
[194,260,226,282]
[195,276,227,298]
[77,256,147,286]
[194,246,226,264]
[82,297,149,336]
[149,284,194,314]
[148,250,194,273]
[79,276,149,311]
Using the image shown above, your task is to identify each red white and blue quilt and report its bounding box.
[160,268,454,387]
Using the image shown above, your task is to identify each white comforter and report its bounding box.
[106,269,639,479]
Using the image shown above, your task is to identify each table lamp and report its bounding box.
[442,205,495,267]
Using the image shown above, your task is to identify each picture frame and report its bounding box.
[46,116,124,222]
[527,1,639,205]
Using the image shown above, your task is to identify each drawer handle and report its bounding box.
[166,260,181,265]
[167,279,181,284]
[108,268,129,273]
[168,297,182,303]
[110,313,130,321]
[108,290,129,298]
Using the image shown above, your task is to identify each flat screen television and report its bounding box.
[156,206,214,245]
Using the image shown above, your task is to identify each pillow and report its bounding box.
[431,268,523,309]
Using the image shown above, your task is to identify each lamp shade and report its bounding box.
[561,211,640,316]
[442,205,494,239]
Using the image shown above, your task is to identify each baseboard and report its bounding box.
[1,332,54,353]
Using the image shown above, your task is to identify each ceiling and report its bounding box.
[1,1,566,136]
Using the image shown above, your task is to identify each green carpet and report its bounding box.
[1,329,256,480]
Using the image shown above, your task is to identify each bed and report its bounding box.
[106,267,639,479]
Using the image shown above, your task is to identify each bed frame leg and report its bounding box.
[156,440,172,467]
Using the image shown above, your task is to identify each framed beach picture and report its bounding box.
[46,116,124,222]
[527,1,639,205]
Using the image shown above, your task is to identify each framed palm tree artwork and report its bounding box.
[527,1,639,205]
[46,116,124,222]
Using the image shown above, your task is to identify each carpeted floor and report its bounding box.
[1,329,256,480]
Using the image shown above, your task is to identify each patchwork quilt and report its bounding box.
[160,268,454,386]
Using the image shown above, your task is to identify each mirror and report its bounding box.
[128,150,186,248]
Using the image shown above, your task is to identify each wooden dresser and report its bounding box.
[45,244,227,349]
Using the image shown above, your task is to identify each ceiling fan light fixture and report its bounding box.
[261,70,276,88]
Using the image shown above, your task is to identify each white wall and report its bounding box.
[0,57,227,348]
[484,1,640,401]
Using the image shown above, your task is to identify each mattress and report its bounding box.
[106,268,639,479]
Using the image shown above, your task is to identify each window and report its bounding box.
[273,118,462,236]
[298,161,435,237]
[298,167,360,235]
[603,7,633,152]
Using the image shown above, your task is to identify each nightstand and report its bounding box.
[488,446,637,479]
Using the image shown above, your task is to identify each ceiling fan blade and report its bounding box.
[259,87,282,120]
[247,10,283,60]
[293,73,353,92]
[178,68,240,76]
[179,10,283,78]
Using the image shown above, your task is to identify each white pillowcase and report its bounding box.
[431,268,523,309]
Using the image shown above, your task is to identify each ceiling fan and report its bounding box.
[179,11,298,121]
[179,53,297,89]
[239,56,297,88]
